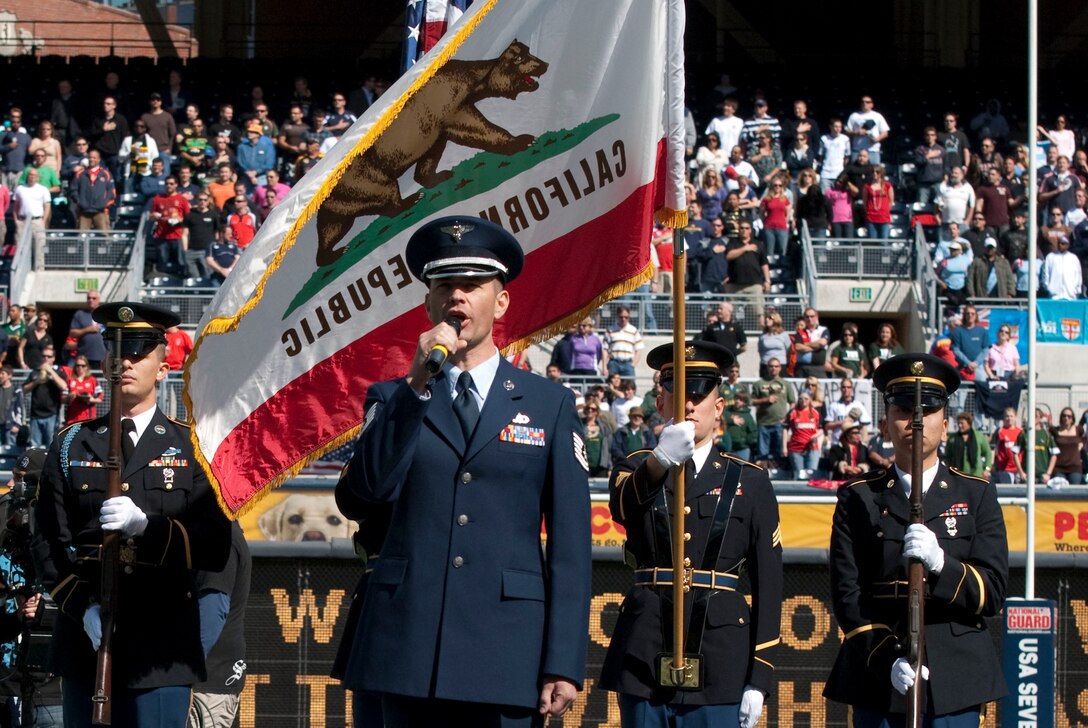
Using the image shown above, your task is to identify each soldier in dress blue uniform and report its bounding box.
[600,340,783,728]
[31,302,231,728]
[337,216,592,727]
[824,353,1008,727]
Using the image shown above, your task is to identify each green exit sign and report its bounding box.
[849,287,872,303]
[75,278,99,293]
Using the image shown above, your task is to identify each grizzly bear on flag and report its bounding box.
[315,41,548,266]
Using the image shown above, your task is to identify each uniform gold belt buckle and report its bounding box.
[656,653,704,690]
[682,566,694,593]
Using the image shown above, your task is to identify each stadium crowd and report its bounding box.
[1,64,1086,477]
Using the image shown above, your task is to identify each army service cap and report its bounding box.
[406,216,524,284]
[94,301,180,358]
[647,340,735,398]
[873,352,960,408]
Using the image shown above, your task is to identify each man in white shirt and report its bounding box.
[13,167,51,270]
[937,166,976,230]
[704,98,743,156]
[723,145,758,192]
[819,118,851,190]
[845,95,890,165]
[1043,236,1082,300]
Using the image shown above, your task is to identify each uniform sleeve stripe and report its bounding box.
[754,656,774,668]
[51,574,77,600]
[844,622,890,641]
[177,520,192,570]
[613,471,633,521]
[867,634,896,667]
[771,524,782,548]
[755,637,780,651]
[948,562,968,604]
[966,564,986,615]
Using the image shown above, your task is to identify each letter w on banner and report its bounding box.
[187,0,688,517]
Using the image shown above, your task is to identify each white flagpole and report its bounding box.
[1025,0,1038,599]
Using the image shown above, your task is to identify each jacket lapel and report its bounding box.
[874,470,911,524]
[923,464,959,526]
[123,409,169,479]
[423,371,466,454]
[465,360,523,463]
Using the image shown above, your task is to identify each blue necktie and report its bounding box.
[453,371,479,440]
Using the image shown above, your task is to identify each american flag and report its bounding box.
[402,0,472,72]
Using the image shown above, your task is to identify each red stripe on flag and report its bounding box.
[421,21,450,53]
[210,141,666,510]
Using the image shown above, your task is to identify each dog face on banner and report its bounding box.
[257,494,357,542]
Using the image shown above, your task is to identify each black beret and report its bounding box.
[94,302,180,357]
[405,216,524,283]
[872,353,960,408]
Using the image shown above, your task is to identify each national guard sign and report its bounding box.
[187,0,688,516]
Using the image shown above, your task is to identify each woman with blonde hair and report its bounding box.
[758,310,791,376]
[760,173,793,257]
[863,163,894,239]
[696,167,728,221]
[28,120,64,173]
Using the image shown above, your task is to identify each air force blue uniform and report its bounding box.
[338,359,592,710]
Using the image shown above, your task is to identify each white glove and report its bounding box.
[652,420,695,468]
[903,523,945,574]
[99,496,149,537]
[890,657,930,695]
[83,604,102,651]
[739,685,765,728]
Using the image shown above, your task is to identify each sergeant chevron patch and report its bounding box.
[573,432,588,472]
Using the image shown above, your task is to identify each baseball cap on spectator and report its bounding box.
[149,92,162,101]
[984,237,997,248]
[628,407,645,419]
[246,121,263,134]
[948,241,962,251]
[754,99,767,107]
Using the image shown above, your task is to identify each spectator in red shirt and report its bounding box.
[150,175,191,276]
[991,406,1023,484]
[64,355,102,424]
[226,195,258,248]
[785,390,823,478]
[164,325,194,371]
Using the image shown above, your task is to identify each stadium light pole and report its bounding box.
[1025,0,1038,599]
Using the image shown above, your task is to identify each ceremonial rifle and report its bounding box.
[906,377,926,727]
[92,327,123,725]
[658,228,701,689]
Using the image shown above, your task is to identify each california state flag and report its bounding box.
[188,0,687,516]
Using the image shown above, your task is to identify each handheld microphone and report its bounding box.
[425,318,462,374]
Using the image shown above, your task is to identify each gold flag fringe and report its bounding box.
[502,262,653,357]
[654,207,688,229]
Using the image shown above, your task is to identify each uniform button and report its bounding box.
[683,532,691,542]
[120,482,130,492]
[165,483,173,490]
[739,617,745,625]
[453,556,464,568]
[684,506,691,515]
[124,566,133,574]
[80,483,89,491]
[127,538,135,546]
[887,481,894,489]
[186,592,192,599]
[461,472,472,484]
[457,514,469,526]
[683,557,692,567]
[876,531,884,538]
